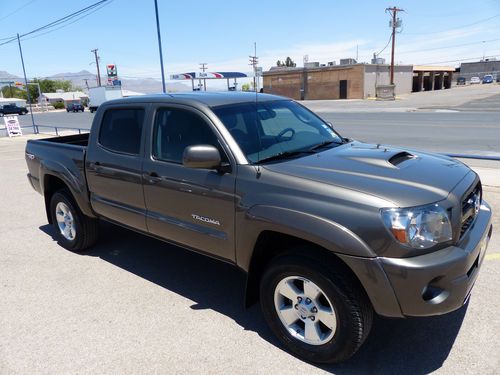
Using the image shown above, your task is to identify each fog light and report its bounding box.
[422,277,449,304]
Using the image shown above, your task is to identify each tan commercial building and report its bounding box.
[263,64,413,100]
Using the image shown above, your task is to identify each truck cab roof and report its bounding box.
[105,92,287,108]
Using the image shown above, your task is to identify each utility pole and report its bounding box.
[154,0,166,93]
[83,78,90,90]
[385,6,404,85]
[249,43,259,92]
[199,63,207,91]
[91,48,101,86]
[17,33,36,133]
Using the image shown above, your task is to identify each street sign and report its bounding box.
[4,116,22,137]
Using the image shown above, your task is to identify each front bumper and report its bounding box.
[379,201,493,317]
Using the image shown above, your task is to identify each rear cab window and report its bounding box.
[99,108,145,154]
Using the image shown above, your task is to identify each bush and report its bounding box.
[53,102,65,109]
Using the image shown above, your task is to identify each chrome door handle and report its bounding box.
[145,172,162,184]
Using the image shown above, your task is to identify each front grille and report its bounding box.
[460,216,474,237]
[460,182,481,238]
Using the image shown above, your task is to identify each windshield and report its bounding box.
[213,100,343,163]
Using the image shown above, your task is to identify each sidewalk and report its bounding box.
[302,84,500,112]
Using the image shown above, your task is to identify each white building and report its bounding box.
[41,91,89,106]
[0,97,27,108]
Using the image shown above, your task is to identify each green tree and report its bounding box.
[275,57,296,67]
[1,85,27,100]
[1,78,77,103]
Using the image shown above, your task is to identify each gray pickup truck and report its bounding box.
[25,93,493,364]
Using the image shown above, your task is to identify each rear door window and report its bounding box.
[99,108,145,154]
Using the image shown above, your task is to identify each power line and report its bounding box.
[399,37,500,55]
[22,1,113,42]
[0,0,110,47]
[403,14,500,36]
[0,0,38,22]
[21,0,109,38]
[375,33,393,57]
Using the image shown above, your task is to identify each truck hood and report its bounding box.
[264,141,472,207]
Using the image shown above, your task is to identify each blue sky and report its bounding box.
[1,0,500,81]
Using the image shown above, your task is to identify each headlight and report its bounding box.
[381,204,452,249]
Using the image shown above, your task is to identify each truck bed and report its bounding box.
[38,133,89,147]
[25,133,90,202]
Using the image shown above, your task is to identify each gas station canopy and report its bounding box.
[170,71,253,91]
[170,72,252,80]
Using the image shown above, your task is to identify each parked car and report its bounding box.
[470,76,481,84]
[25,93,493,364]
[0,104,29,116]
[456,76,466,85]
[482,74,494,84]
[66,103,85,112]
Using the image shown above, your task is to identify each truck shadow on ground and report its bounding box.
[40,221,468,374]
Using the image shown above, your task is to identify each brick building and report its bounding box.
[262,63,413,100]
[459,60,499,81]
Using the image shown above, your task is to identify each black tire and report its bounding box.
[49,189,98,251]
[260,254,373,364]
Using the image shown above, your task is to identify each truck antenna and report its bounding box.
[250,42,261,175]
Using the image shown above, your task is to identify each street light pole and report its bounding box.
[17,33,36,134]
[154,0,166,93]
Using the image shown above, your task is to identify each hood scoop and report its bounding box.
[388,151,415,166]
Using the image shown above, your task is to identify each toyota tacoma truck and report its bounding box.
[25,93,493,364]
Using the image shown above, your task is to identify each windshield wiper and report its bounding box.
[255,149,316,164]
[307,140,343,152]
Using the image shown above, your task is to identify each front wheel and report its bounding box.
[260,254,373,364]
[50,189,98,251]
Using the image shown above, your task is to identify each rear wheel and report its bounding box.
[260,254,373,364]
[49,189,98,251]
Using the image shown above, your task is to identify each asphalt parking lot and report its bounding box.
[0,135,499,374]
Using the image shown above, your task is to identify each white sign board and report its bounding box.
[4,116,22,137]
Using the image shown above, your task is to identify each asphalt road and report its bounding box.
[1,134,499,374]
[7,108,500,157]
[324,112,500,157]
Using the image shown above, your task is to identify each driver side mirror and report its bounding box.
[183,145,224,171]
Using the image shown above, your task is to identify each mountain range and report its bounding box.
[0,70,190,93]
